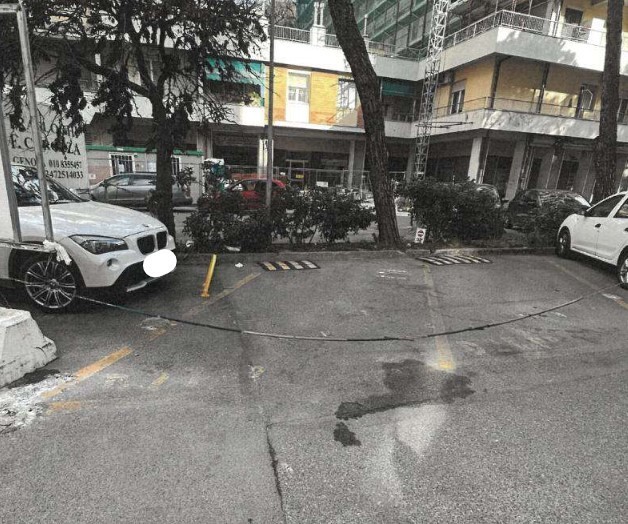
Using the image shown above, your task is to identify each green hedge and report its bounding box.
[397,178,504,243]
[183,188,375,252]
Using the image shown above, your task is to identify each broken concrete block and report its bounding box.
[0,307,57,388]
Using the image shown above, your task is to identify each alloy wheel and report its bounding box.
[24,258,78,310]
[620,257,628,285]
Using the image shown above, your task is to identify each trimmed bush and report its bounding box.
[398,178,504,243]
[183,186,375,252]
[310,190,375,244]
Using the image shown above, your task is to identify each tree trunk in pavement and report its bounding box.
[328,0,401,246]
[593,0,624,203]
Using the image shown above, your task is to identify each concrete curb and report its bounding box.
[407,246,555,257]
[178,246,555,265]
[179,249,406,265]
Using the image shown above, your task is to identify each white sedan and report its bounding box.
[556,191,628,287]
[0,166,176,312]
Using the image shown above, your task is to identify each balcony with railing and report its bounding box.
[439,9,628,74]
[443,10,609,49]
[429,96,628,141]
[273,24,424,62]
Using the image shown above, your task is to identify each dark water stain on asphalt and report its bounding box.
[334,422,362,446]
[335,359,474,421]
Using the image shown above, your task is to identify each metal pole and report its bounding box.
[17,1,54,241]
[265,0,276,209]
[0,89,22,242]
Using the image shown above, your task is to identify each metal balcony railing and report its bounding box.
[443,9,608,50]
[274,25,424,62]
[431,96,628,125]
[274,26,310,44]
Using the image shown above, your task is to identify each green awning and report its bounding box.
[206,59,263,85]
[381,79,416,98]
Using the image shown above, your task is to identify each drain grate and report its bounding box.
[258,260,320,271]
[417,254,491,266]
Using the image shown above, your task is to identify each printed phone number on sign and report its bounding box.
[47,169,85,179]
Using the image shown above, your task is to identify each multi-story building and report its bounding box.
[14,0,628,203]
[293,0,628,200]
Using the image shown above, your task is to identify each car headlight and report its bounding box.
[70,235,128,254]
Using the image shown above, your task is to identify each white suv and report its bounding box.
[0,166,175,311]
[557,191,628,287]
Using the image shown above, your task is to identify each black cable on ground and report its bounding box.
[9,277,622,343]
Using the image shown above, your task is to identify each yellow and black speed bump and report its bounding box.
[258,260,320,271]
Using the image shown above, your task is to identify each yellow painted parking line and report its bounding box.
[201,254,218,297]
[47,401,82,413]
[276,261,291,270]
[150,372,169,389]
[422,265,456,371]
[184,272,261,318]
[206,272,260,305]
[41,347,133,400]
[435,336,455,371]
[261,262,277,271]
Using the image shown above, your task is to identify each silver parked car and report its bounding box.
[90,172,193,207]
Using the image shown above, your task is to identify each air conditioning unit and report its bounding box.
[439,71,454,85]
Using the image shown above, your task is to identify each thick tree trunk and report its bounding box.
[593,0,624,203]
[328,0,400,246]
[152,103,176,237]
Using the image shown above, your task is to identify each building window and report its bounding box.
[288,73,309,103]
[450,81,465,114]
[337,79,357,112]
[618,98,628,124]
[410,16,424,42]
[576,84,596,119]
[527,158,543,188]
[171,156,181,178]
[110,154,134,176]
[557,160,579,190]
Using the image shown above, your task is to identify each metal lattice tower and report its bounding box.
[413,0,451,179]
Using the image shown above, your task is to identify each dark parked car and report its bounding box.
[504,189,590,229]
[90,172,193,207]
[475,183,502,208]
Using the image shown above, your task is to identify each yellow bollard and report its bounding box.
[201,254,217,298]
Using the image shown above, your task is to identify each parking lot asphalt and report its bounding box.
[0,251,627,523]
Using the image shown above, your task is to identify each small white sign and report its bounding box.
[414,227,427,244]
[315,181,329,188]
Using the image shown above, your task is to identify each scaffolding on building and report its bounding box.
[412,0,450,179]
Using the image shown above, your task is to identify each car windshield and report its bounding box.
[12,166,83,206]
[538,191,589,207]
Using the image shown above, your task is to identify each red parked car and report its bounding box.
[225,178,286,209]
